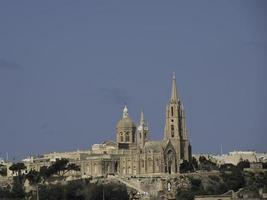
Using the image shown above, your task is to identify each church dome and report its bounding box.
[116,117,136,128]
[116,105,136,128]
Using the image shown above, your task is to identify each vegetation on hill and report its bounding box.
[36,179,129,200]
[1,159,128,200]
[177,157,267,200]
[0,178,129,200]
[180,156,219,173]
[0,159,81,199]
[176,171,267,200]
[1,157,266,200]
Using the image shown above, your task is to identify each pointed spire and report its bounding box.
[123,105,128,118]
[138,109,149,132]
[170,72,178,103]
[140,109,145,126]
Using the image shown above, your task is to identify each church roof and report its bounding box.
[116,105,136,128]
[116,117,136,128]
[144,141,164,153]
[102,140,117,146]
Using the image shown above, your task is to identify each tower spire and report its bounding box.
[137,109,149,148]
[140,109,145,126]
[123,105,128,118]
[170,72,178,103]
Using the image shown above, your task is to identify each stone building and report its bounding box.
[78,74,192,177]
[23,74,192,177]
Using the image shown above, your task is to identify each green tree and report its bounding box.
[237,160,250,170]
[9,162,26,176]
[245,171,267,191]
[0,164,7,176]
[199,156,207,164]
[35,160,80,183]
[176,189,194,200]
[48,158,80,177]
[37,180,129,200]
[180,160,193,173]
[191,157,199,171]
[221,169,244,191]
[11,176,25,199]
[39,165,53,181]
[9,162,27,185]
[25,169,41,185]
[198,156,218,171]
[62,163,81,176]
[219,163,237,172]
[39,184,64,200]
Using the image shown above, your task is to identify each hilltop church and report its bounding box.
[77,74,192,176]
[22,74,192,177]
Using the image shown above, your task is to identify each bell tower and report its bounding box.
[164,73,181,141]
[137,110,149,148]
[164,73,191,162]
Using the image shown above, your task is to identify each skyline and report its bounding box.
[0,1,266,160]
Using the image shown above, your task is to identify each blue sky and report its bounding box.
[0,1,266,160]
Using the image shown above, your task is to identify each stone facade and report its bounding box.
[23,74,192,177]
[77,74,192,177]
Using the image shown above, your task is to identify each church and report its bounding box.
[22,74,192,177]
[78,74,192,176]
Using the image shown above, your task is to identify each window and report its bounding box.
[155,158,160,170]
[148,158,153,172]
[171,125,174,137]
[120,133,123,142]
[171,107,174,116]
[125,132,130,142]
[141,159,144,168]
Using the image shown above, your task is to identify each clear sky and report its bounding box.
[0,1,266,160]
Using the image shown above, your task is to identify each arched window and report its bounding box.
[156,158,160,165]
[120,133,123,142]
[166,150,174,174]
[141,159,144,168]
[171,125,174,137]
[155,158,160,171]
[125,132,130,142]
[148,158,153,172]
[171,106,174,116]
